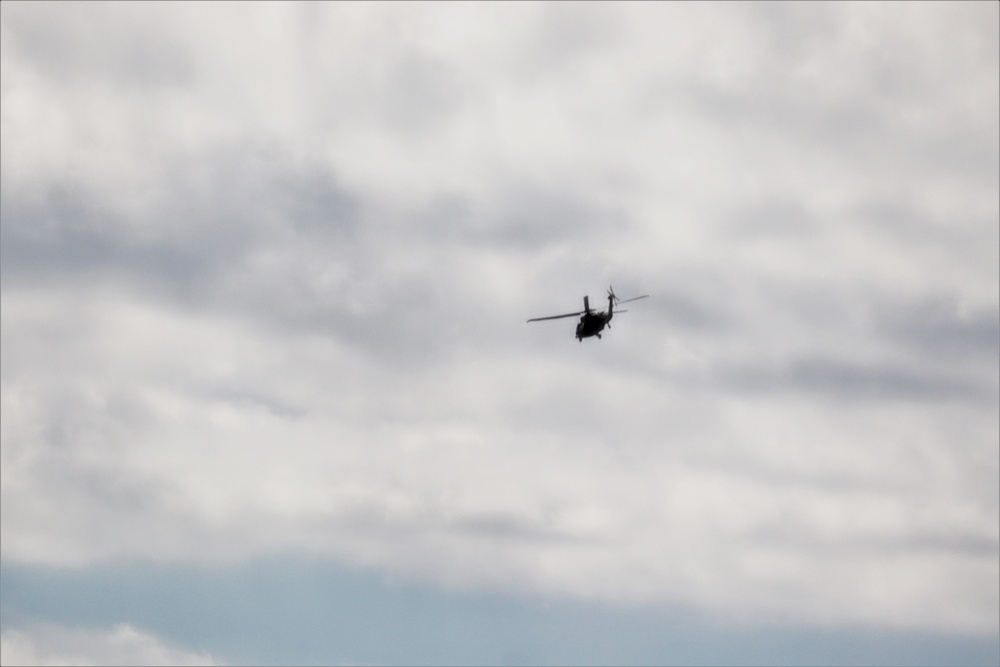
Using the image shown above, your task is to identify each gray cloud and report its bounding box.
[716,356,997,404]
[0,183,220,297]
[877,297,1000,365]
[1,3,195,89]
[417,185,630,251]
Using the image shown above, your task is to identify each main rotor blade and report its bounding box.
[527,310,585,323]
[615,294,649,305]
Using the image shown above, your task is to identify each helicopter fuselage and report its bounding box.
[575,310,611,340]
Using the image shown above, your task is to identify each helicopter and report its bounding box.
[527,286,649,341]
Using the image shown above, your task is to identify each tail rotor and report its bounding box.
[608,285,649,306]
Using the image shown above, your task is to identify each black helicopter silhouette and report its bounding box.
[527,287,649,341]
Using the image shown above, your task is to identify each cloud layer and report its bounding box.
[2,1,997,639]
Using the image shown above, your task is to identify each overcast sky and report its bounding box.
[1,2,998,665]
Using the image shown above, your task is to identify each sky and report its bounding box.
[1,2,998,665]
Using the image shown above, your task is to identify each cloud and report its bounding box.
[1,0,997,643]
[715,355,997,404]
[0,623,220,667]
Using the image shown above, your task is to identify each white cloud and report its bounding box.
[1,0,997,638]
[0,623,220,667]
